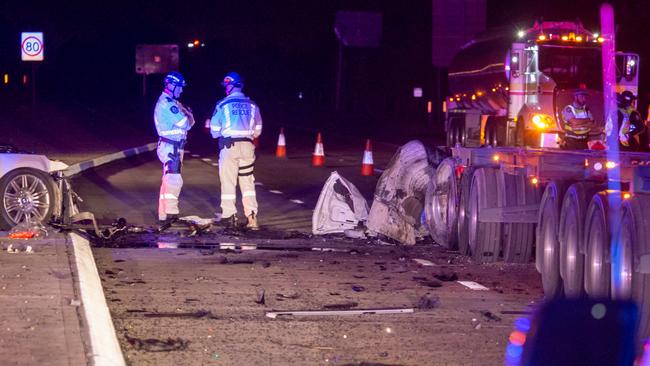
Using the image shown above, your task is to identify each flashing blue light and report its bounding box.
[514,317,531,332]
[505,343,524,366]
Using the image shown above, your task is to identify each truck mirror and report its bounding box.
[507,51,521,79]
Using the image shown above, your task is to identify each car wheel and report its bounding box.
[0,168,56,230]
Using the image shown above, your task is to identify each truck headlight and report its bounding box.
[532,114,553,129]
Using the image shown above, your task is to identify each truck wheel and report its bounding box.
[485,121,498,147]
[457,166,477,255]
[0,168,56,230]
[467,167,502,263]
[613,196,650,341]
[425,158,459,249]
[447,121,460,147]
[558,182,603,298]
[537,180,571,299]
[501,172,539,263]
[584,191,611,299]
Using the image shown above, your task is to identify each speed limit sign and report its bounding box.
[21,32,44,61]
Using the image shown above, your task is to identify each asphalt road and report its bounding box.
[67,132,543,365]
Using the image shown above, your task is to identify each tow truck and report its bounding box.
[423,8,650,342]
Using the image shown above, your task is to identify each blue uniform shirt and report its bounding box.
[154,92,192,142]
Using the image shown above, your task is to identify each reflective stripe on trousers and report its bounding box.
[219,141,258,218]
[157,142,184,220]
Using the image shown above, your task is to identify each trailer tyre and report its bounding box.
[457,166,477,255]
[0,168,56,230]
[467,167,502,263]
[501,172,539,263]
[425,158,459,249]
[558,182,603,298]
[584,191,612,299]
[613,196,650,341]
[537,180,571,299]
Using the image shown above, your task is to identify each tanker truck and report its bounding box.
[422,16,650,343]
[444,20,638,148]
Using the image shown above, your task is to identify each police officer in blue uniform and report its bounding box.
[155,72,195,224]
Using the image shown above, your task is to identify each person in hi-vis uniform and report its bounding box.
[154,72,194,225]
[561,87,594,150]
[210,72,262,229]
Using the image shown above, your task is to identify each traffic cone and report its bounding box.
[361,139,374,176]
[204,118,210,132]
[312,132,325,167]
[275,128,287,158]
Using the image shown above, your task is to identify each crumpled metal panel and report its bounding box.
[367,140,435,244]
[312,171,369,235]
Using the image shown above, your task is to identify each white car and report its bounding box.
[0,145,69,230]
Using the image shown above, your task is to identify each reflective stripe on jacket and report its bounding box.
[154,92,192,141]
[210,91,263,139]
[562,104,594,135]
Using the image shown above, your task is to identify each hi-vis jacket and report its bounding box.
[154,92,192,142]
[210,91,263,139]
[562,103,594,137]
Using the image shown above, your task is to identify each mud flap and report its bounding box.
[312,171,369,235]
[366,140,435,245]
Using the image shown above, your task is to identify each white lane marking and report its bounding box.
[201,158,212,162]
[457,281,489,291]
[290,199,304,204]
[374,168,384,173]
[269,190,283,194]
[69,233,126,366]
[413,258,435,266]
[254,182,264,186]
[211,163,219,167]
[191,154,200,158]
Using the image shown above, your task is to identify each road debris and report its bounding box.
[125,334,189,352]
[366,140,436,245]
[265,307,415,319]
[433,272,458,282]
[142,310,219,319]
[255,289,266,305]
[413,258,435,266]
[457,281,489,290]
[418,295,440,310]
[312,171,369,235]
[479,310,502,322]
[323,302,358,310]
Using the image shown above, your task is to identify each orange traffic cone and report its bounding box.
[204,118,211,132]
[275,128,287,158]
[361,139,374,176]
[312,132,325,167]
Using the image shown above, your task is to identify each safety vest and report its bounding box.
[563,104,593,136]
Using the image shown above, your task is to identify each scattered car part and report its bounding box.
[366,140,436,244]
[312,171,369,235]
[265,307,415,319]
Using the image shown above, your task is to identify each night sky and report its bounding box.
[1,0,649,128]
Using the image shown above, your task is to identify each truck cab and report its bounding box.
[445,21,639,149]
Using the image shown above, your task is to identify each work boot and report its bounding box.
[222,215,238,228]
[157,214,179,231]
[246,212,259,230]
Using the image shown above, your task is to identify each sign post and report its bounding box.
[21,32,44,111]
